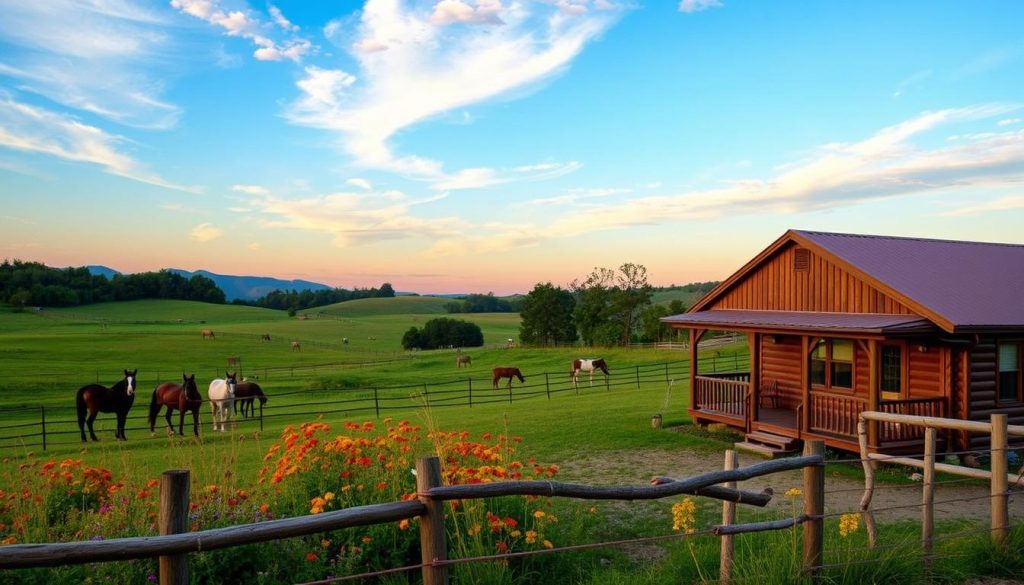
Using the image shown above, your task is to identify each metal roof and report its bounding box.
[662,309,936,335]
[794,230,1024,331]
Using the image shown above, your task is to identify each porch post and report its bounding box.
[867,340,879,449]
[689,328,704,411]
[800,336,810,433]
[748,332,760,428]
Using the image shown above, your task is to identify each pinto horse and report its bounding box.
[76,369,137,442]
[571,358,610,387]
[233,380,268,418]
[208,372,236,432]
[201,329,215,340]
[149,374,202,437]
[492,367,525,389]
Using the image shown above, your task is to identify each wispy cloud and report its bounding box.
[998,118,1022,127]
[0,96,197,192]
[941,195,1024,217]
[892,69,932,98]
[190,223,224,242]
[171,0,314,62]
[678,0,723,14]
[286,0,621,189]
[232,184,270,195]
[0,1,181,129]
[235,187,465,248]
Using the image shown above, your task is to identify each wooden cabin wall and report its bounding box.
[709,242,915,314]
[760,335,802,408]
[907,346,945,397]
[966,337,1024,449]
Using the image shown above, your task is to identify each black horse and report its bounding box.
[149,374,202,437]
[232,380,268,418]
[76,369,137,442]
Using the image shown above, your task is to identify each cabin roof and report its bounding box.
[661,310,936,335]
[679,229,1024,334]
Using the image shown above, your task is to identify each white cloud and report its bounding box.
[171,0,314,63]
[190,223,224,242]
[286,0,620,189]
[941,195,1024,217]
[232,184,270,195]
[678,0,723,13]
[346,178,373,191]
[0,1,181,129]
[998,118,1022,127]
[0,96,196,192]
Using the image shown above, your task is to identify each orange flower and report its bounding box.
[305,552,318,562]
[398,519,410,530]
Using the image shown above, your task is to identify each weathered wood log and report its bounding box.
[0,501,425,569]
[714,515,805,536]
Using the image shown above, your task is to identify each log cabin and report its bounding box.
[662,229,1024,457]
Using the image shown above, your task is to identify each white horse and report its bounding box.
[208,372,237,432]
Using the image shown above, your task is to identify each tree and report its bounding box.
[570,263,652,346]
[402,318,484,350]
[518,283,576,346]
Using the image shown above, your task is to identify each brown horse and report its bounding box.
[201,329,215,340]
[149,374,202,436]
[76,369,137,442]
[291,340,301,351]
[492,367,525,389]
[260,333,271,342]
[232,380,268,418]
[456,354,472,368]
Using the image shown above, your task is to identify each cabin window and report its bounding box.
[998,342,1021,402]
[810,339,854,390]
[794,248,810,272]
[881,345,902,393]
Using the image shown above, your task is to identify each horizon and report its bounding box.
[1,1,1023,296]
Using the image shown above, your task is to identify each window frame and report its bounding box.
[810,338,856,392]
[996,341,1023,404]
[879,342,906,402]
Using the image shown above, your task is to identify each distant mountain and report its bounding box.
[84,266,332,301]
[166,269,331,302]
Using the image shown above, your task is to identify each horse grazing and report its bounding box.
[290,340,301,351]
[456,354,472,368]
[342,337,349,345]
[208,372,237,432]
[571,358,610,387]
[492,367,525,389]
[201,329,215,340]
[260,333,271,342]
[149,374,202,437]
[76,369,137,442]
[233,380,267,418]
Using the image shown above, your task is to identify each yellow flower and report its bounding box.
[543,540,553,549]
[533,510,546,519]
[839,513,860,537]
[525,530,538,544]
[671,497,697,532]
[784,487,802,498]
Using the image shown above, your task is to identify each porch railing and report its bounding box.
[694,375,749,420]
[878,397,947,442]
[809,392,867,440]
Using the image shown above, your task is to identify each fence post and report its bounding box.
[40,406,47,452]
[991,413,1009,548]
[259,402,264,433]
[159,469,190,585]
[508,381,513,404]
[802,440,824,581]
[374,388,380,418]
[635,366,640,390]
[416,457,449,585]
[545,373,550,399]
[720,449,738,584]
[468,379,473,407]
[922,426,935,569]
[424,384,430,408]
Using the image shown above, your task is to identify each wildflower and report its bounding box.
[362,535,372,545]
[321,539,331,548]
[496,541,509,553]
[533,510,546,519]
[672,497,697,533]
[398,519,410,530]
[147,574,157,582]
[839,513,860,537]
[305,552,318,562]
[525,530,537,544]
[543,540,553,549]
[784,487,802,498]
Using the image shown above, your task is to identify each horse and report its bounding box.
[233,380,268,418]
[456,354,472,368]
[571,358,610,387]
[149,374,202,437]
[76,369,137,442]
[208,372,237,432]
[260,333,271,342]
[201,329,215,340]
[342,337,349,345]
[291,340,301,351]
[492,367,525,389]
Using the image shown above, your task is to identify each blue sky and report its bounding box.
[1,1,1022,294]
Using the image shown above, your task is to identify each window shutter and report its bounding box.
[794,248,810,272]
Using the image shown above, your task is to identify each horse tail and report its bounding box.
[76,387,87,431]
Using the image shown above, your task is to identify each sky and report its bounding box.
[1,1,1023,295]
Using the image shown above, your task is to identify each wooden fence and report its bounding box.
[0,445,826,584]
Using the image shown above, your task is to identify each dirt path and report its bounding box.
[558,447,1024,524]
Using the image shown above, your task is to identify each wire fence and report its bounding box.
[0,353,753,450]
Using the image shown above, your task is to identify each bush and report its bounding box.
[401,317,484,350]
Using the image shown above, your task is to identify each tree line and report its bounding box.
[0,260,225,308]
[443,293,522,314]
[235,283,395,312]
[518,263,713,347]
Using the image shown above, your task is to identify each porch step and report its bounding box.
[735,431,801,458]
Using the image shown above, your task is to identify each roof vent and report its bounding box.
[794,247,810,272]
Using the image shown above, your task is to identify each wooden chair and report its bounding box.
[759,379,780,409]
